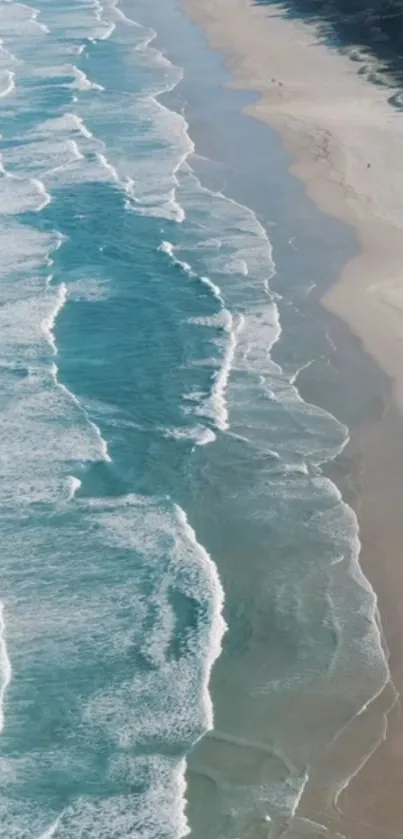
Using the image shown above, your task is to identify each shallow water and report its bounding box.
[0,0,391,836]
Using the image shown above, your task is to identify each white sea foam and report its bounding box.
[0,37,18,67]
[0,2,50,43]
[0,364,111,508]
[0,111,121,190]
[0,224,58,281]
[112,0,145,28]
[159,241,223,303]
[65,112,94,139]
[71,65,104,91]
[122,92,192,222]
[32,178,52,211]
[2,132,83,179]
[67,138,84,162]
[88,0,118,41]
[0,69,15,99]
[66,475,82,501]
[158,164,281,437]
[175,505,226,729]
[159,240,175,258]
[203,312,244,432]
[64,23,191,220]
[178,162,277,293]
[41,282,68,355]
[289,358,314,386]
[0,163,51,214]
[0,204,111,498]
[159,237,241,431]
[38,817,61,839]
[29,7,50,35]
[96,151,119,182]
[7,3,50,35]
[79,494,226,758]
[0,604,11,734]
[26,756,189,839]
[28,0,115,43]
[98,21,116,41]
[0,6,225,837]
[159,240,195,276]
[55,368,112,464]
[161,425,216,446]
[0,3,122,500]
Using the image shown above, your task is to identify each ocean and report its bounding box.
[0,0,391,836]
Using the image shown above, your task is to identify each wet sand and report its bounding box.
[181,1,403,836]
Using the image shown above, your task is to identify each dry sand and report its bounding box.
[181,1,403,836]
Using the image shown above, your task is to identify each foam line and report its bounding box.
[41,281,68,355]
[12,3,50,34]
[0,39,19,65]
[50,363,112,463]
[159,238,241,431]
[71,66,104,92]
[37,817,61,839]
[159,241,223,302]
[0,603,11,734]
[206,312,244,432]
[96,151,119,182]
[175,505,226,730]
[66,112,94,140]
[31,177,52,211]
[0,69,15,99]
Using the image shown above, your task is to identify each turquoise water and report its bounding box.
[0,1,391,836]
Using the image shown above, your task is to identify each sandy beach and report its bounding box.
[181,1,403,836]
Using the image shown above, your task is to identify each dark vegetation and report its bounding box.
[254,0,403,86]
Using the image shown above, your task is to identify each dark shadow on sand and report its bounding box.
[253,0,403,107]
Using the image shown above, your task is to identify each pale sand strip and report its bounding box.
[182,1,403,837]
[183,0,403,407]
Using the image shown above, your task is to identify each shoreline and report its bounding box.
[181,0,403,836]
[182,0,403,410]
